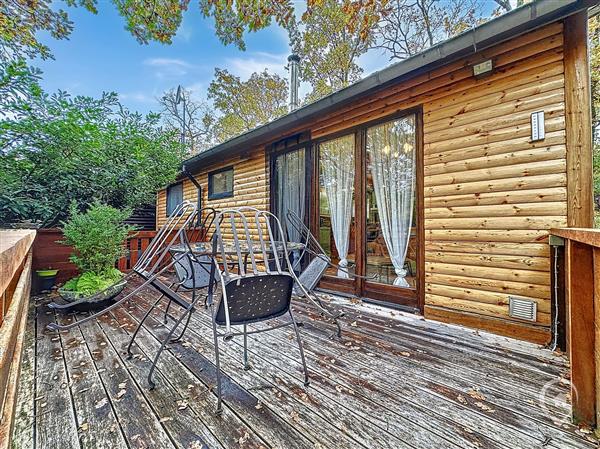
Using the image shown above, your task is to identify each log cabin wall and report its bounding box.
[311,21,566,343]
[157,20,578,343]
[156,147,270,237]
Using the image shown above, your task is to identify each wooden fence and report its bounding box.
[0,230,35,447]
[32,228,209,290]
[550,228,600,427]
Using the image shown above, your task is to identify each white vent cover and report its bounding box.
[509,297,537,321]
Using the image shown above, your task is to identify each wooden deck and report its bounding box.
[12,278,598,449]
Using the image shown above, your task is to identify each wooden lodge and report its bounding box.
[157,0,596,346]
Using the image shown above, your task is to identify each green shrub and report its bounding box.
[61,202,136,275]
[62,269,124,295]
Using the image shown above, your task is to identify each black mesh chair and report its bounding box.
[205,208,310,414]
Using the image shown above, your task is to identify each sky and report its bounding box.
[36,1,506,116]
[35,2,389,116]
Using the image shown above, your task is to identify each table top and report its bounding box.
[170,241,305,255]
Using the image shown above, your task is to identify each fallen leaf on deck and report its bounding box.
[238,432,250,445]
[79,422,89,432]
[159,417,173,423]
[115,389,126,400]
[467,389,486,401]
[457,395,467,405]
[95,398,108,409]
[177,400,189,410]
[350,321,358,327]
[400,351,411,357]
[475,402,494,413]
[255,401,263,410]
[118,381,127,389]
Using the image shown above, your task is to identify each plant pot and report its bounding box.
[54,281,127,313]
[36,269,59,291]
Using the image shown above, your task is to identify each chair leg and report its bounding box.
[163,283,179,324]
[147,298,198,390]
[210,304,223,415]
[289,310,310,387]
[170,306,194,343]
[243,324,250,370]
[126,293,164,359]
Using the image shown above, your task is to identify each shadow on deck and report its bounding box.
[11,276,598,449]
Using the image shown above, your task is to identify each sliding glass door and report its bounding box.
[274,147,306,241]
[314,112,421,308]
[365,115,417,290]
[318,134,356,279]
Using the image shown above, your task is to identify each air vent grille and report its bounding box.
[509,297,537,321]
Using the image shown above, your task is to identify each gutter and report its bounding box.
[183,0,591,174]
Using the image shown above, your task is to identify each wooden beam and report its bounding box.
[566,240,596,425]
[564,12,593,228]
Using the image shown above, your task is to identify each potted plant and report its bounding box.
[36,267,59,292]
[57,202,136,310]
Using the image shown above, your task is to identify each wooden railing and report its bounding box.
[0,230,35,447]
[550,228,600,427]
[33,228,208,287]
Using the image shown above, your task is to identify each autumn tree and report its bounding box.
[374,0,483,60]
[207,69,287,142]
[158,87,216,155]
[292,0,383,102]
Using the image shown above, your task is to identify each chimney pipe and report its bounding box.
[288,54,300,111]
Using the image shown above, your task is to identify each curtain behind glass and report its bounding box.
[275,148,305,242]
[320,135,355,277]
[367,116,416,287]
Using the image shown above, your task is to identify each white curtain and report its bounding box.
[367,117,416,287]
[276,148,305,243]
[320,135,355,278]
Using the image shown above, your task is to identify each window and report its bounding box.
[208,166,234,200]
[166,182,183,215]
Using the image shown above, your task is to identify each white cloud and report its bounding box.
[119,91,156,104]
[143,58,195,79]
[223,51,289,79]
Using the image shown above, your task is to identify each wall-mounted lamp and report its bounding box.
[472,59,494,78]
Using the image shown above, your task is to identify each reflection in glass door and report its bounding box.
[318,134,355,279]
[365,115,417,288]
[274,148,306,244]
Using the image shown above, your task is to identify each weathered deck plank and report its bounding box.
[13,281,598,449]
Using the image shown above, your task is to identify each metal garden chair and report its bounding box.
[124,207,218,359]
[198,208,310,414]
[47,201,200,332]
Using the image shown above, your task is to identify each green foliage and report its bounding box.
[292,0,378,103]
[590,17,600,227]
[0,0,96,61]
[61,202,135,274]
[0,75,185,226]
[62,269,123,295]
[207,68,287,141]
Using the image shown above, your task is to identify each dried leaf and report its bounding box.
[467,389,486,401]
[177,400,189,410]
[79,422,89,432]
[95,398,108,409]
[115,389,126,400]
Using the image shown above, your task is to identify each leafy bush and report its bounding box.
[0,74,185,227]
[61,202,136,275]
[62,269,124,296]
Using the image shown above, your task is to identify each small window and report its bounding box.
[166,182,183,215]
[208,166,234,200]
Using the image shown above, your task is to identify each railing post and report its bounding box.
[566,239,596,425]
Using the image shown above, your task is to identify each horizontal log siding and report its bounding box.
[310,22,565,341]
[157,148,269,238]
[156,21,567,342]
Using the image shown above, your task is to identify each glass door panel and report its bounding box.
[365,115,417,289]
[274,147,306,240]
[319,134,356,278]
